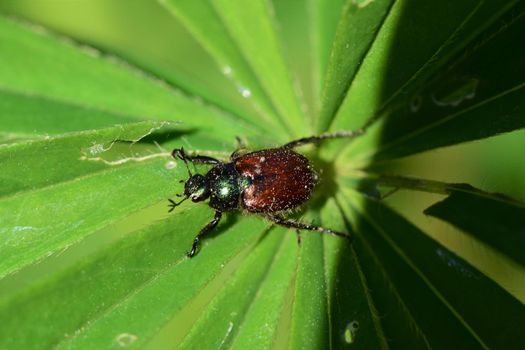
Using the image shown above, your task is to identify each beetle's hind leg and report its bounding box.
[266,214,352,241]
[282,129,364,149]
[187,210,223,257]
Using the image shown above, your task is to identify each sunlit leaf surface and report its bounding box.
[0,1,524,349]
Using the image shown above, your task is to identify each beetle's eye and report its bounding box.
[184,175,209,202]
[191,187,205,200]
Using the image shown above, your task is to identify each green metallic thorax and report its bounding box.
[206,163,242,211]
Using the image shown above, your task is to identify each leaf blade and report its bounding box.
[329,0,520,134]
[349,6,525,162]
[159,0,290,139]
[0,121,172,197]
[210,0,307,136]
[318,0,394,132]
[0,206,269,349]
[0,16,269,147]
[340,188,525,349]
[425,189,525,267]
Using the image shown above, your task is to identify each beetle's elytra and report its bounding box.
[169,130,363,257]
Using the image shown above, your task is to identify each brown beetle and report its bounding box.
[169,130,362,257]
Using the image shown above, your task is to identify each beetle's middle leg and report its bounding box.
[282,129,364,149]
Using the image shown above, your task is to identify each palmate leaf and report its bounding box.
[0,1,524,350]
[338,189,525,349]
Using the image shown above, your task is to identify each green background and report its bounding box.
[0,0,524,349]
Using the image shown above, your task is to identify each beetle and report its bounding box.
[168,130,363,257]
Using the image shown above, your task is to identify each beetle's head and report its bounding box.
[184,174,210,202]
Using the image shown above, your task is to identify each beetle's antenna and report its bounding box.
[172,147,192,177]
[168,197,188,212]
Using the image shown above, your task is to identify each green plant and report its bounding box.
[0,1,524,349]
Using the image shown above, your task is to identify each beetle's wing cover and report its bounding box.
[235,149,315,212]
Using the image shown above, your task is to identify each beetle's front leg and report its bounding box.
[172,147,221,165]
[187,210,223,257]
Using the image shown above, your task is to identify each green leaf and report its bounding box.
[0,157,175,279]
[0,121,170,197]
[0,89,136,138]
[345,5,525,163]
[0,207,269,349]
[329,0,520,134]
[0,0,277,128]
[210,0,308,136]
[318,0,394,132]
[0,1,524,349]
[159,0,290,138]
[289,223,329,348]
[313,0,347,89]
[271,0,346,127]
[0,16,268,149]
[339,189,525,349]
[176,230,284,349]
[425,188,525,267]
[320,199,387,349]
[227,234,298,349]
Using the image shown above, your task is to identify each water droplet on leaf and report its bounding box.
[165,160,177,170]
[344,320,360,344]
[238,86,252,98]
[410,94,423,112]
[431,77,479,107]
[222,65,232,76]
[115,333,138,347]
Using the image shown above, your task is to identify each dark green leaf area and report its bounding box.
[327,241,387,349]
[355,221,481,349]
[373,0,489,105]
[329,0,518,134]
[425,190,525,267]
[321,200,387,349]
[351,238,429,350]
[340,197,431,349]
[373,6,525,160]
[343,193,525,349]
[365,195,525,349]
